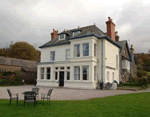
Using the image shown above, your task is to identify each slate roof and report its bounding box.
[116,40,132,61]
[39,25,106,48]
[0,56,37,72]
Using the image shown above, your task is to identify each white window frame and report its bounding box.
[50,51,55,61]
[59,34,66,40]
[74,44,80,57]
[73,31,80,37]
[116,55,118,69]
[94,66,97,81]
[46,67,51,80]
[82,66,89,80]
[82,43,89,56]
[66,49,70,60]
[94,43,97,57]
[41,67,44,79]
[74,66,80,80]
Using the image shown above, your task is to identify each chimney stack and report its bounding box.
[115,31,119,41]
[106,17,116,41]
[51,29,58,40]
[130,45,134,54]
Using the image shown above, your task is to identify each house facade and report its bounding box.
[37,17,121,89]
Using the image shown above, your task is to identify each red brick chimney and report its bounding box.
[106,17,116,41]
[51,29,58,40]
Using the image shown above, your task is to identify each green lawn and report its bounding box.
[0,93,150,117]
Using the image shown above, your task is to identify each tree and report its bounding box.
[9,42,40,61]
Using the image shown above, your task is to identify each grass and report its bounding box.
[117,86,141,90]
[0,93,150,117]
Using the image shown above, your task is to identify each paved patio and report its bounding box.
[1,85,150,100]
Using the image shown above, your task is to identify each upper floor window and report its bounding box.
[50,51,55,61]
[83,43,89,56]
[59,34,65,40]
[73,31,80,37]
[66,49,70,60]
[94,44,97,57]
[74,44,80,57]
[116,55,118,69]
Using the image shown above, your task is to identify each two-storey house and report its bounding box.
[37,17,121,89]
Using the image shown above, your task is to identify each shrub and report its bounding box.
[137,69,147,77]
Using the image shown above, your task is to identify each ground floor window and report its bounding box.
[83,66,89,80]
[112,72,114,82]
[107,71,109,82]
[94,66,97,81]
[74,66,80,80]
[41,68,44,79]
[55,72,58,80]
[47,67,51,80]
[67,71,70,80]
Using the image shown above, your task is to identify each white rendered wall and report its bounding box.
[104,40,120,83]
[40,44,70,62]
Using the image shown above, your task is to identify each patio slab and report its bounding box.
[0,85,150,100]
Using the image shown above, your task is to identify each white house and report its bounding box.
[36,17,121,89]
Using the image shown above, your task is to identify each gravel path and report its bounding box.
[0,85,150,100]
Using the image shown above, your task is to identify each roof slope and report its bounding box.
[0,56,37,72]
[116,40,132,61]
[40,25,106,48]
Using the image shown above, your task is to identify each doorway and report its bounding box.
[59,71,64,86]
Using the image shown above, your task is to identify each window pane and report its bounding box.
[94,66,97,81]
[94,44,97,57]
[74,44,80,57]
[74,66,80,80]
[60,67,64,69]
[67,72,70,80]
[47,67,50,80]
[83,43,89,56]
[60,34,65,39]
[41,68,44,79]
[55,72,58,80]
[50,51,55,61]
[82,66,89,80]
[66,49,70,59]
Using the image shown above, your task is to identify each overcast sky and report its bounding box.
[0,0,150,53]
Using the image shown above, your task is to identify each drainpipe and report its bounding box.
[101,40,104,89]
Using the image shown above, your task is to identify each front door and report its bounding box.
[59,71,64,86]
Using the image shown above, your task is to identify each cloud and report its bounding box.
[0,0,150,53]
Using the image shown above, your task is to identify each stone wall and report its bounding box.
[0,64,22,72]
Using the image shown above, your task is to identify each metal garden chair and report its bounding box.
[41,89,53,104]
[7,89,19,105]
[32,88,39,99]
[24,91,37,107]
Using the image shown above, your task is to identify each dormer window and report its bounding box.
[73,31,80,37]
[59,34,65,40]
